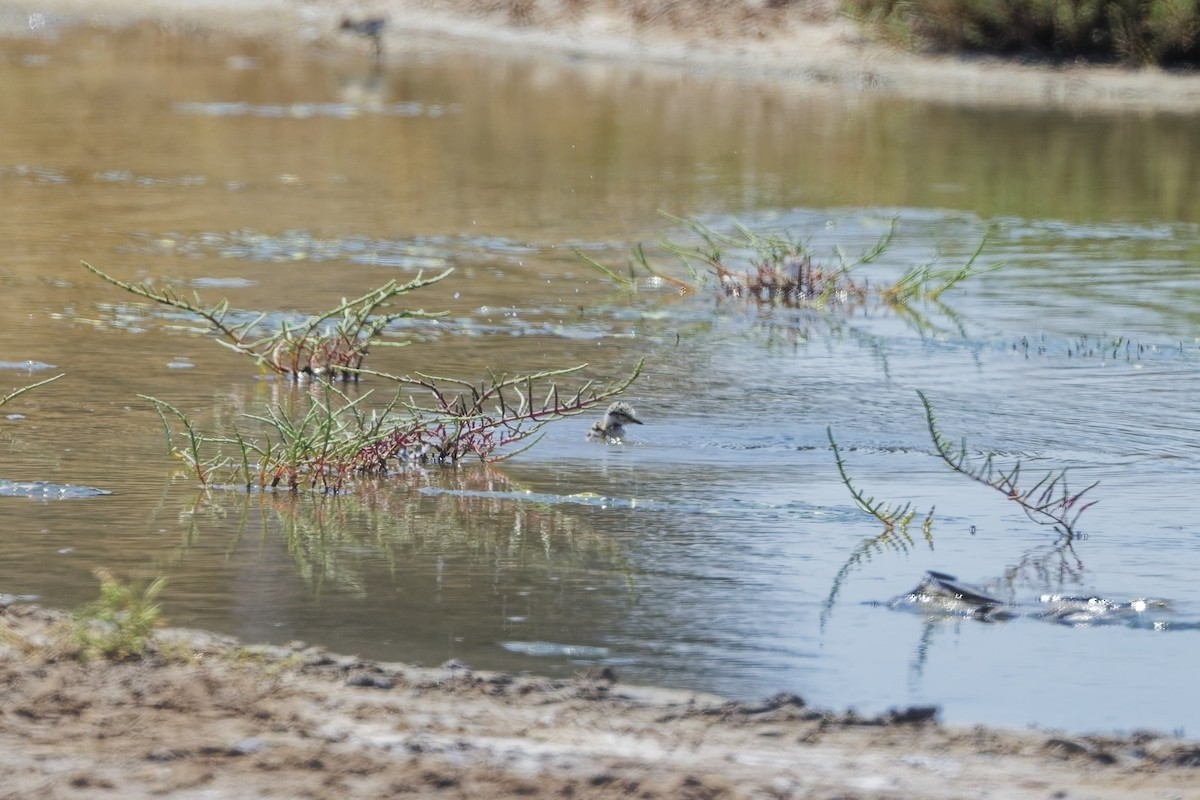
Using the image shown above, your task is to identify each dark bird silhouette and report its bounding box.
[339,16,386,62]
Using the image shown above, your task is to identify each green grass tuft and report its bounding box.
[72,569,168,661]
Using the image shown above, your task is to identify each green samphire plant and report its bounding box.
[85,261,643,493]
[72,569,167,661]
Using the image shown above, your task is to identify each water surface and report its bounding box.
[2,22,1200,735]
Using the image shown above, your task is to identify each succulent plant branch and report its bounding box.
[352,359,645,467]
[141,359,643,493]
[828,426,932,531]
[823,426,935,629]
[573,246,696,295]
[918,390,1098,536]
[825,389,1093,623]
[87,260,642,491]
[580,213,893,309]
[1,372,64,407]
[144,395,226,487]
[83,261,451,381]
[882,226,1001,305]
[578,214,997,333]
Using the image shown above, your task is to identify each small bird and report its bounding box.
[587,401,643,443]
[339,16,387,62]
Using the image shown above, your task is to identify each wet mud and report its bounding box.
[2,602,1199,799]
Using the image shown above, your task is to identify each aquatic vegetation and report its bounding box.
[71,569,167,661]
[880,230,999,305]
[355,363,643,466]
[579,215,999,325]
[825,429,936,628]
[918,390,1098,536]
[145,360,643,493]
[86,259,642,487]
[1,372,64,408]
[577,214,885,310]
[821,512,935,629]
[83,261,451,382]
[823,428,934,628]
[1011,333,1184,362]
[827,389,1094,536]
[825,391,1095,624]
[827,427,932,532]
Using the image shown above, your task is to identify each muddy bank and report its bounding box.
[2,602,1198,799]
[3,0,1200,112]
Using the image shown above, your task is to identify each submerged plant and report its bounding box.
[824,390,1094,624]
[1009,332,1164,363]
[579,215,1000,338]
[144,360,643,493]
[918,390,1098,536]
[72,569,167,661]
[83,261,451,382]
[578,213,890,311]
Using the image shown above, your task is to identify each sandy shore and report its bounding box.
[4,0,1200,112]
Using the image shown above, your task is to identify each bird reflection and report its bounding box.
[335,64,387,110]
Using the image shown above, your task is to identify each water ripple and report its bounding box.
[0,164,68,183]
[0,360,56,371]
[173,100,457,119]
[499,640,610,658]
[0,480,111,500]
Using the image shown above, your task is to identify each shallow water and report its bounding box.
[2,21,1200,734]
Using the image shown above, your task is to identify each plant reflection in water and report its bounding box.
[172,464,634,602]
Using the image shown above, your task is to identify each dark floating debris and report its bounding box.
[887,571,1174,628]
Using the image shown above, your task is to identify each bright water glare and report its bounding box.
[1,21,1199,735]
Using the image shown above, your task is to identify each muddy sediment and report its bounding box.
[3,602,1199,799]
